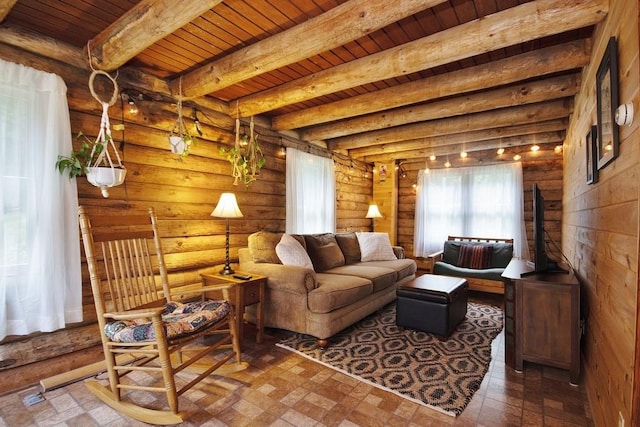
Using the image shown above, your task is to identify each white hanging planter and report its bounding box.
[87,70,126,198]
[86,166,127,198]
[168,76,196,158]
[168,134,192,155]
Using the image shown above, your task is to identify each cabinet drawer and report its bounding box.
[242,283,261,305]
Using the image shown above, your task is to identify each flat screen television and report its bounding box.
[521,184,568,277]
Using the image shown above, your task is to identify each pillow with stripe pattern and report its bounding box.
[457,244,493,269]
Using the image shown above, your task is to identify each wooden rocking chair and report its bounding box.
[78,206,247,425]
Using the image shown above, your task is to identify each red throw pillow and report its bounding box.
[457,244,493,269]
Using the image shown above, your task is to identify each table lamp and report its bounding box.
[211,193,243,275]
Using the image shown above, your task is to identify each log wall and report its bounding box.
[562,0,640,425]
[0,44,373,393]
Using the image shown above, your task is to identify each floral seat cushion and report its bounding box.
[104,300,230,343]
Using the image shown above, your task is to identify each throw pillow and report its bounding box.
[356,232,397,262]
[457,244,493,269]
[248,231,283,264]
[275,234,313,269]
[304,234,346,272]
[335,232,361,264]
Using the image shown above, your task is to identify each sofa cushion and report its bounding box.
[443,241,513,268]
[357,258,417,282]
[457,244,493,269]
[335,232,361,264]
[434,262,506,282]
[248,231,283,264]
[324,264,397,293]
[356,232,397,262]
[276,234,313,269]
[308,273,373,313]
[304,233,346,272]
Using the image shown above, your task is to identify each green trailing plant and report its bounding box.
[220,116,266,187]
[55,132,106,178]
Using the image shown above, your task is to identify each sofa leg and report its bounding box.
[316,339,329,348]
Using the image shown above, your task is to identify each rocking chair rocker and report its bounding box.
[78,206,247,425]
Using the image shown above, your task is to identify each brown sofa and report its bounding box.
[238,231,417,347]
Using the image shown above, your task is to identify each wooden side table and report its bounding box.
[201,272,266,350]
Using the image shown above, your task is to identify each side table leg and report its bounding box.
[256,280,265,343]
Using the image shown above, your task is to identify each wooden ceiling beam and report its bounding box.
[330,99,573,150]
[273,39,590,131]
[349,120,568,158]
[302,74,580,141]
[235,0,607,117]
[88,0,223,71]
[0,23,87,69]
[361,133,565,163]
[0,0,17,22]
[172,0,446,101]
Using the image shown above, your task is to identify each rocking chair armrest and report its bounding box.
[103,307,165,321]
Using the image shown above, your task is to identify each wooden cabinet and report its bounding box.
[502,259,581,384]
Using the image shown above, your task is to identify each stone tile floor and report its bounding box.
[0,295,593,426]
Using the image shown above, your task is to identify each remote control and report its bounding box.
[233,274,252,280]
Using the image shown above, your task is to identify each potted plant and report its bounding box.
[220,116,266,186]
[56,131,126,198]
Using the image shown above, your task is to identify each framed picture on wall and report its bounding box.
[586,125,598,184]
[596,36,619,170]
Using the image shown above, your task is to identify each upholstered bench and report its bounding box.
[396,274,468,338]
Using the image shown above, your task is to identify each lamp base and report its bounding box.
[219,265,234,275]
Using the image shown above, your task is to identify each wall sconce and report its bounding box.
[615,103,634,127]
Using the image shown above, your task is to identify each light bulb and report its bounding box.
[460,151,467,158]
[513,154,522,161]
[128,100,138,115]
[444,161,451,168]
[497,148,505,155]
[531,144,540,152]
[554,145,563,154]
[429,155,436,161]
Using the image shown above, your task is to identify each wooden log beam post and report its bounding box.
[362,133,565,163]
[273,39,591,131]
[235,0,607,117]
[88,0,223,71]
[349,128,566,163]
[301,74,580,142]
[0,0,17,22]
[171,0,448,102]
[330,99,573,150]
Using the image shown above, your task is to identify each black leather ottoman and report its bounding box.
[396,274,468,338]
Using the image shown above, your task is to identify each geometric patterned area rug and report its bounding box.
[276,301,503,417]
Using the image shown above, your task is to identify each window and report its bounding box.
[0,59,82,340]
[413,163,528,259]
[285,148,335,233]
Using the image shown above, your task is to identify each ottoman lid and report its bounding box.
[398,274,467,296]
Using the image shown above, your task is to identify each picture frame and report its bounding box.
[586,125,598,184]
[596,36,619,170]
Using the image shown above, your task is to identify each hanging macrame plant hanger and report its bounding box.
[86,70,126,198]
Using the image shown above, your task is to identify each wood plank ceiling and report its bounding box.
[0,0,607,168]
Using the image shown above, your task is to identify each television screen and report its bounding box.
[522,183,568,277]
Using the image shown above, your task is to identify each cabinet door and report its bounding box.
[520,282,571,366]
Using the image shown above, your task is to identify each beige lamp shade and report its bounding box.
[211,193,243,218]
[365,204,383,218]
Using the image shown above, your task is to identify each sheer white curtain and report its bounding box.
[414,162,528,259]
[0,59,82,340]
[285,147,335,233]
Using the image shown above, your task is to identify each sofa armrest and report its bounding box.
[392,246,405,259]
[239,260,317,294]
